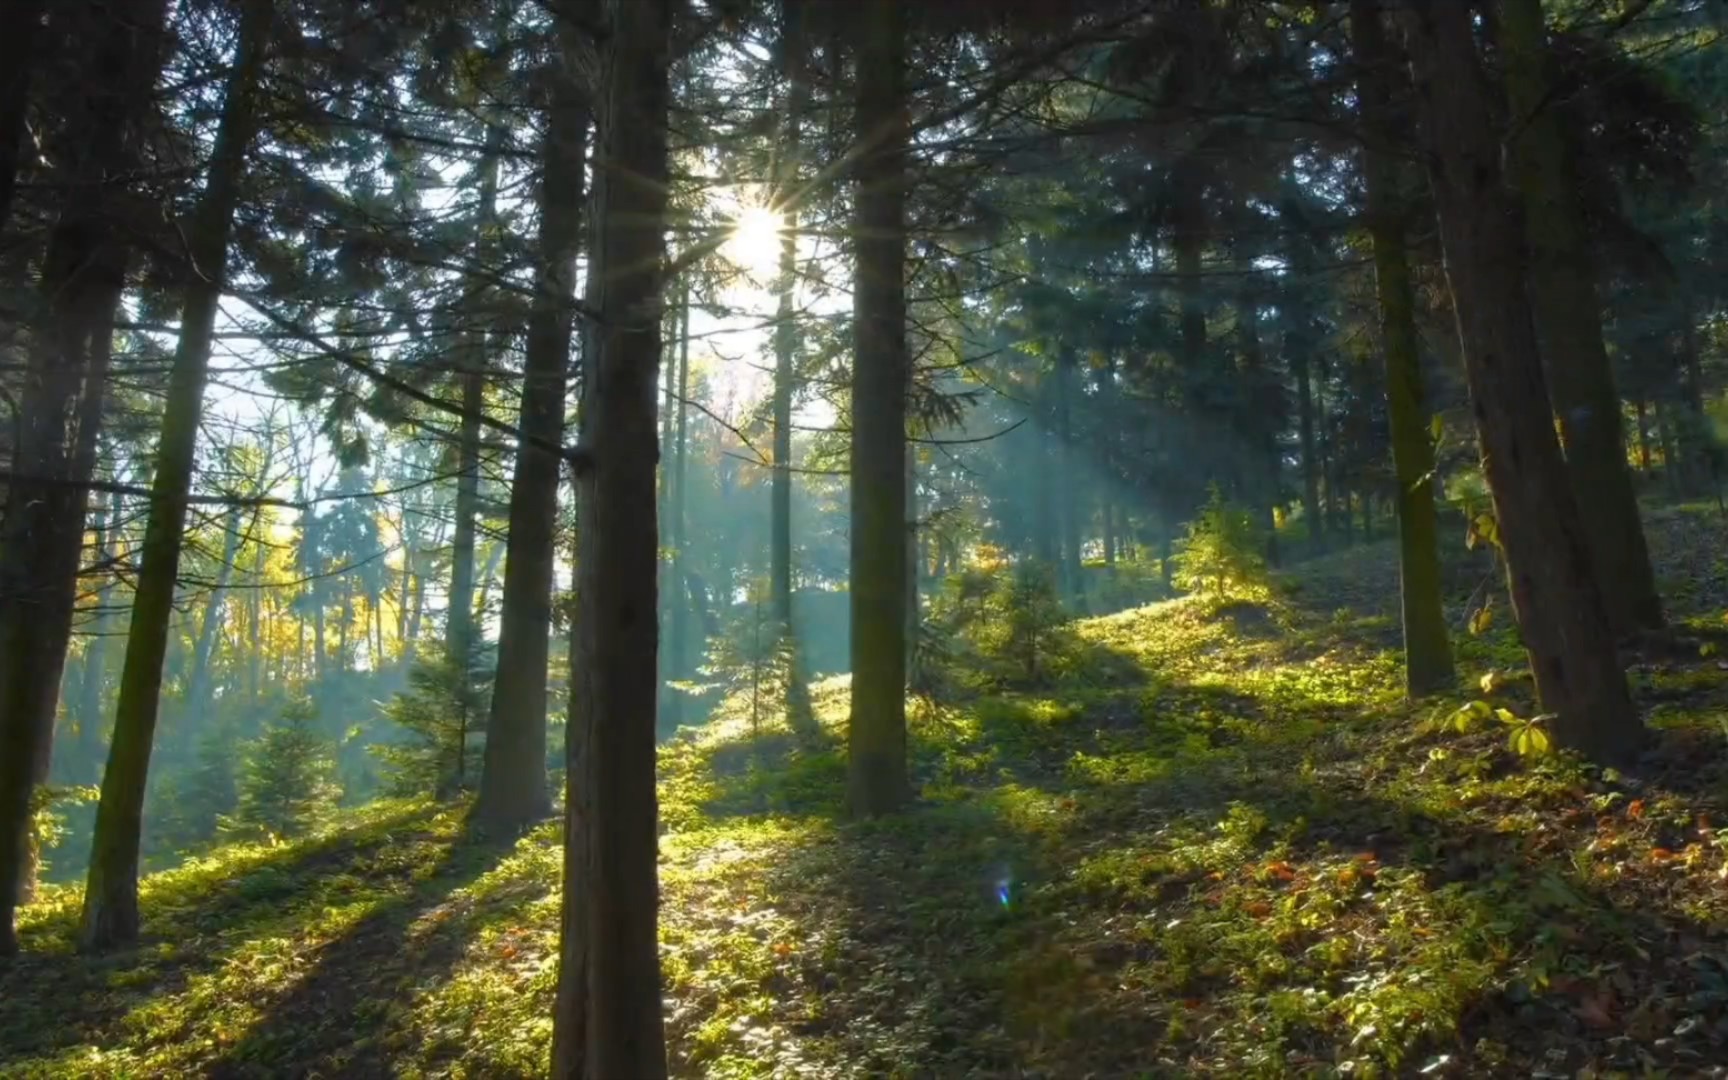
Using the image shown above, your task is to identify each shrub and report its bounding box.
[228,697,340,840]
[1172,486,1269,600]
[373,639,493,798]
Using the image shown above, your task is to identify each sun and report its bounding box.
[722,203,786,282]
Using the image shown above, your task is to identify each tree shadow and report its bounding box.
[741,739,1728,1076]
[0,803,450,1064]
[204,828,515,1078]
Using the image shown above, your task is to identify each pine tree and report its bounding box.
[229,699,339,841]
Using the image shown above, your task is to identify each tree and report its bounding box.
[229,698,338,840]
[552,0,674,1072]
[81,0,272,952]
[1401,0,1640,762]
[847,0,913,819]
[475,20,591,833]
[1349,0,1453,696]
[1500,0,1663,637]
[0,0,170,956]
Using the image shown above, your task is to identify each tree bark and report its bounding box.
[1402,0,1640,762]
[847,0,911,819]
[475,45,588,832]
[1351,0,1454,696]
[0,0,168,953]
[552,0,673,1072]
[1499,0,1663,636]
[80,0,269,952]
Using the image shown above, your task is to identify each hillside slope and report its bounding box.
[6,507,1728,1077]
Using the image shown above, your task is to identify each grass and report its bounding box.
[7,505,1728,1077]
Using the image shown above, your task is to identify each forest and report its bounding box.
[1,0,1727,1075]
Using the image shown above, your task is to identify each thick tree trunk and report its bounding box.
[475,51,588,832]
[0,0,168,954]
[1500,0,1663,636]
[1403,0,1640,762]
[0,0,46,232]
[551,0,673,1072]
[1351,0,1454,696]
[847,0,911,819]
[80,0,269,952]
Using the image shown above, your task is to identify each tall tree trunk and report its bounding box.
[0,0,47,232]
[184,507,244,718]
[769,0,808,630]
[447,363,485,661]
[1283,211,1324,554]
[666,282,692,709]
[447,127,503,667]
[1402,0,1639,762]
[1351,0,1454,696]
[78,488,118,779]
[476,58,587,832]
[1500,0,1663,635]
[847,0,911,819]
[80,0,269,952]
[1232,246,1281,567]
[0,0,167,949]
[1635,395,1651,473]
[1054,348,1083,604]
[552,0,673,1072]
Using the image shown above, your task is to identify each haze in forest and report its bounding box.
[2,0,1727,1077]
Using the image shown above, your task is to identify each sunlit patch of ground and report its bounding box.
[7,506,1728,1077]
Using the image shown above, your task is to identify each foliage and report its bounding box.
[374,639,494,798]
[1172,486,1270,600]
[227,698,341,841]
[699,582,805,736]
[149,726,241,853]
[976,562,1071,686]
[9,512,1728,1075]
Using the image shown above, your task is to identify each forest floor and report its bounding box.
[7,506,1728,1078]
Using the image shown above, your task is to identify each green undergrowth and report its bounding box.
[7,506,1728,1077]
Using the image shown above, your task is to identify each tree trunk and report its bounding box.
[0,0,168,953]
[80,0,268,952]
[475,53,587,832]
[78,489,118,779]
[847,0,911,819]
[1402,0,1640,762]
[447,363,485,660]
[1054,348,1083,604]
[1635,395,1651,473]
[1500,0,1663,636]
[1351,0,1454,696]
[0,0,47,232]
[770,3,808,630]
[667,282,692,704]
[184,507,244,719]
[1284,211,1324,554]
[552,0,673,1072]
